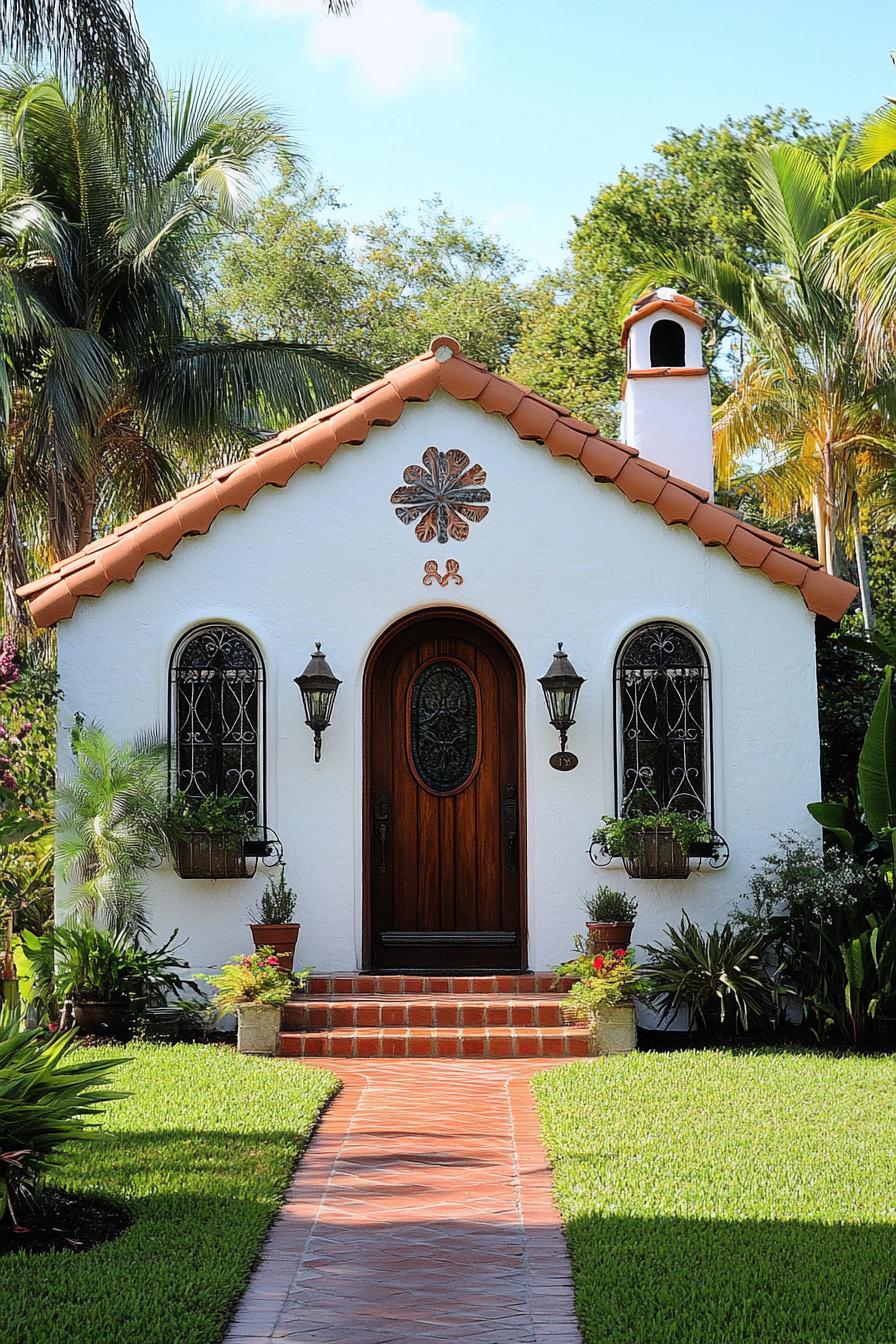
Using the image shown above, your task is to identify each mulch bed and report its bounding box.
[0,1189,132,1256]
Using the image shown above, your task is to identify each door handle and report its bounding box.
[374,793,391,875]
[501,783,518,872]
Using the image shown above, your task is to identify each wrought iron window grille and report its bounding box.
[591,622,728,871]
[169,624,282,869]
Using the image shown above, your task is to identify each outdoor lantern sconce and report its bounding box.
[538,643,585,771]
[295,643,341,763]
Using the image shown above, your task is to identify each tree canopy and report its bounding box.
[508,109,854,432]
[204,177,526,372]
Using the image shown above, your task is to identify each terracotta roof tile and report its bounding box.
[544,420,587,459]
[507,397,559,441]
[438,357,492,401]
[689,502,740,547]
[799,566,858,622]
[615,459,668,506]
[578,438,630,482]
[725,525,774,570]
[654,481,702,526]
[18,344,857,626]
[474,376,528,417]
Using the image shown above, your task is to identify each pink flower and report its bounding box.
[48,1022,59,1033]
[266,956,280,967]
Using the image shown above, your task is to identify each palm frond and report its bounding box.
[139,338,374,437]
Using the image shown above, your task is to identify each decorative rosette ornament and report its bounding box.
[391,445,490,544]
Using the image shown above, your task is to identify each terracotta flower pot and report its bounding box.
[622,827,689,879]
[586,921,634,952]
[249,923,300,972]
[236,1002,281,1055]
[591,1002,637,1054]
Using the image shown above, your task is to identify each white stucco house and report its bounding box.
[21,290,856,980]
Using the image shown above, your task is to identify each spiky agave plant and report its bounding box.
[0,1004,126,1229]
[55,723,169,939]
[641,913,778,1033]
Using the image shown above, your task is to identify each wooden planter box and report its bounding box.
[174,832,250,880]
[622,827,690,879]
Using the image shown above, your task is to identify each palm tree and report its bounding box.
[0,0,156,120]
[628,140,896,627]
[0,70,370,627]
[821,104,896,376]
[55,722,169,939]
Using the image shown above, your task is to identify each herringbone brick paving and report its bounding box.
[224,1060,584,1344]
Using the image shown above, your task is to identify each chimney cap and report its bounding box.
[621,288,705,347]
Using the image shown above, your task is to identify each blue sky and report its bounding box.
[139,0,896,272]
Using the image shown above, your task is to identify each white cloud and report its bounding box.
[234,0,473,99]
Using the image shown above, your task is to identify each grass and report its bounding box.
[533,1049,896,1344]
[0,1043,339,1344]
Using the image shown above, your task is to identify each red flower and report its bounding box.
[266,956,280,967]
[47,1022,59,1033]
[592,955,604,971]
[615,947,627,959]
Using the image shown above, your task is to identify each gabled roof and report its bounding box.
[18,337,857,627]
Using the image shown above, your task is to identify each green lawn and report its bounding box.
[533,1049,896,1344]
[0,1043,339,1344]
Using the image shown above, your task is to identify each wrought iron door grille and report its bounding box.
[615,623,712,823]
[170,624,264,825]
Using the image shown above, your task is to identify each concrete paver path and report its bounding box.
[225,1060,583,1344]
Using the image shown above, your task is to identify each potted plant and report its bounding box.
[168,791,255,879]
[21,925,196,1037]
[249,868,300,971]
[593,810,715,879]
[584,887,637,950]
[200,948,297,1054]
[555,946,645,1054]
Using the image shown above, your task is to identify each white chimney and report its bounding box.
[619,287,714,498]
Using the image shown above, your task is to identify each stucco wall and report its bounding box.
[56,391,821,978]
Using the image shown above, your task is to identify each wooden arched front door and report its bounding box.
[364,610,525,970]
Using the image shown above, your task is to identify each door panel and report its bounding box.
[365,613,524,970]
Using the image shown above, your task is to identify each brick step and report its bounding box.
[284,993,570,1031]
[279,1024,592,1059]
[304,973,574,996]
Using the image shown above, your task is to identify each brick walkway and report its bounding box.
[225,1060,583,1344]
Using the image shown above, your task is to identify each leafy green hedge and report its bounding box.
[534,1050,896,1344]
[0,1044,338,1344]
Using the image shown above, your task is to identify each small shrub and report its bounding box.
[733,832,890,1041]
[20,925,196,1011]
[250,867,297,924]
[583,886,637,923]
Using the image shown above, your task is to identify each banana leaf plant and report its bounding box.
[809,664,896,879]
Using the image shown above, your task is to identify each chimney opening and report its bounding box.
[650,319,686,368]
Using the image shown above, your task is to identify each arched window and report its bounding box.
[649,319,686,368]
[170,624,264,824]
[615,623,711,820]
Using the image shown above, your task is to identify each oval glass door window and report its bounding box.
[409,660,479,793]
